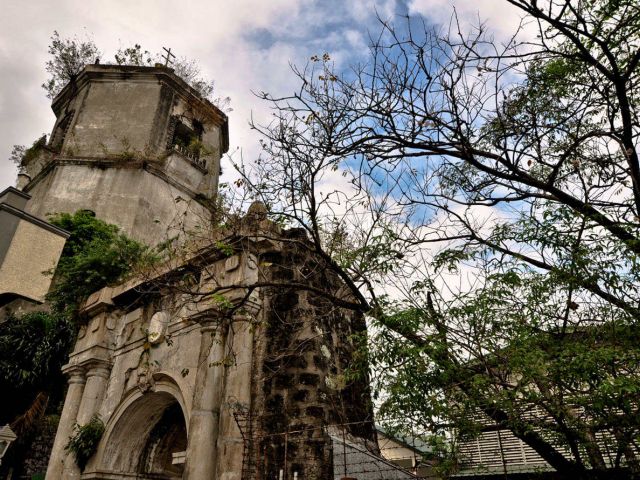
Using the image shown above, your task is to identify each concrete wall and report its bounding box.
[0,220,66,302]
[25,162,213,246]
[64,81,165,157]
[0,188,68,305]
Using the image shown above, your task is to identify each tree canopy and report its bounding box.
[246,0,640,478]
[42,31,100,100]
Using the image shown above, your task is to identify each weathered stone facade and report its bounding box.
[45,211,380,479]
[8,64,415,479]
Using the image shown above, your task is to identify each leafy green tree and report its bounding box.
[113,43,154,67]
[248,0,640,478]
[42,31,101,99]
[47,210,154,317]
[0,311,73,428]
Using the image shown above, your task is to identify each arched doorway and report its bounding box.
[138,401,187,476]
[96,388,188,479]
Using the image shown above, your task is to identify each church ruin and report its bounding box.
[2,64,418,479]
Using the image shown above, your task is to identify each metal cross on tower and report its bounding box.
[162,47,176,67]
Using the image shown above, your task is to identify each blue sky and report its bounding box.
[0,0,524,191]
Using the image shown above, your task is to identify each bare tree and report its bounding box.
[245,1,640,478]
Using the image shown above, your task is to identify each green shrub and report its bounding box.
[65,415,105,470]
[47,210,156,317]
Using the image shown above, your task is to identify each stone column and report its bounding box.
[216,314,255,480]
[61,360,111,479]
[45,365,85,480]
[75,361,111,424]
[184,321,228,479]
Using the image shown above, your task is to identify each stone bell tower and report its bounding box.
[18,64,229,245]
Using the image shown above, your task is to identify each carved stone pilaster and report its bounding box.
[45,365,86,480]
[184,321,228,479]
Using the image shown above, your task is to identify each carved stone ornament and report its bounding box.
[136,369,156,393]
[247,254,258,271]
[77,324,87,339]
[148,311,170,344]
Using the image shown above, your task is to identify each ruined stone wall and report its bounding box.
[19,417,58,479]
[0,415,59,480]
[249,230,378,480]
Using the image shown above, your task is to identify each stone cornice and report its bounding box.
[62,363,86,381]
[0,186,30,202]
[82,360,113,378]
[76,215,282,318]
[67,345,114,367]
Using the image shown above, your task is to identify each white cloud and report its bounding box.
[408,0,529,39]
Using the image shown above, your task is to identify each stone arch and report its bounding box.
[94,375,189,476]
